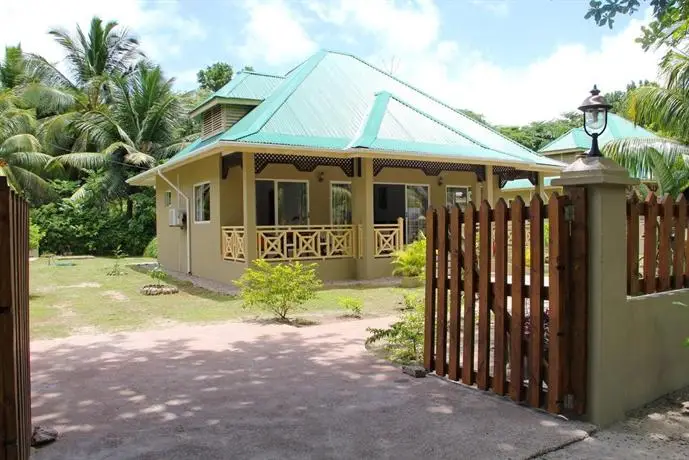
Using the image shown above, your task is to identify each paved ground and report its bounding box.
[30,317,594,460]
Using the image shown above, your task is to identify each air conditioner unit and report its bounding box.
[168,209,185,227]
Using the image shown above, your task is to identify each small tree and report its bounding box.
[366,294,425,363]
[149,265,166,286]
[234,260,322,321]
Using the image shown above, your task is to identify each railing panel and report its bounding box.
[374,218,404,258]
[221,226,246,262]
[256,225,357,261]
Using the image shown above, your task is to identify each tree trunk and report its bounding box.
[126,198,133,219]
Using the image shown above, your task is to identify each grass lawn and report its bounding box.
[30,257,419,340]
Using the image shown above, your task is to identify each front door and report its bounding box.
[405,185,429,242]
[374,184,429,243]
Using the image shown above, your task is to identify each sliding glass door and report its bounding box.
[256,180,308,226]
[405,185,429,243]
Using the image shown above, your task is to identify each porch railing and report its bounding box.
[257,225,357,261]
[374,218,404,257]
[221,226,246,262]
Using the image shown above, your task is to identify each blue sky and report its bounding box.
[2,0,661,124]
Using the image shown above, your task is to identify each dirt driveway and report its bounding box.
[31,317,591,459]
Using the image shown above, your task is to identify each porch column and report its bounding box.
[485,165,496,205]
[352,157,375,279]
[535,172,544,200]
[242,152,257,263]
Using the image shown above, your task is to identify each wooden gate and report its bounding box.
[0,177,31,460]
[424,189,588,416]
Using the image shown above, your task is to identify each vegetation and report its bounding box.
[366,294,425,363]
[106,246,127,276]
[234,260,323,321]
[197,62,233,91]
[338,296,363,318]
[148,265,167,286]
[143,237,158,258]
[29,221,44,251]
[29,257,411,339]
[391,235,426,278]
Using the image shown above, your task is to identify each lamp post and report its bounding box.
[578,85,612,157]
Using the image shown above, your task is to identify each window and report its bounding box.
[255,180,309,226]
[331,182,352,225]
[164,191,172,207]
[446,186,471,210]
[194,182,211,223]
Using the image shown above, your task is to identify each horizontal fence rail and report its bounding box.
[0,177,31,459]
[425,191,588,416]
[627,192,689,296]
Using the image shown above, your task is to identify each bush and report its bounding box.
[392,234,426,278]
[234,260,323,321]
[148,265,167,286]
[31,184,155,256]
[366,294,424,363]
[29,222,44,251]
[337,296,363,318]
[143,237,158,258]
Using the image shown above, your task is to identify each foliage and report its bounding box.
[391,235,426,278]
[458,109,488,125]
[498,112,581,151]
[234,260,323,321]
[337,296,363,318]
[402,292,422,310]
[197,62,233,91]
[31,182,155,256]
[1,44,25,89]
[106,245,126,276]
[366,294,425,363]
[29,221,44,250]
[148,265,166,286]
[143,237,158,258]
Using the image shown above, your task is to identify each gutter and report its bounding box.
[156,170,191,275]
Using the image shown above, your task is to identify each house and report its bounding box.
[501,113,659,201]
[128,50,563,283]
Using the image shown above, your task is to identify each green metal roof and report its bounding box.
[539,113,658,153]
[502,177,556,191]
[168,50,564,169]
[190,71,285,114]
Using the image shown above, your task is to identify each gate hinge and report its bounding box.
[564,204,575,222]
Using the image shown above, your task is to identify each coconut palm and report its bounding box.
[604,49,689,198]
[53,61,183,204]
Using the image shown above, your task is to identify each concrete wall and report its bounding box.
[619,291,689,414]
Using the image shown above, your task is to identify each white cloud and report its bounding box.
[0,0,205,74]
[235,0,318,66]
[471,0,511,17]
[308,1,662,125]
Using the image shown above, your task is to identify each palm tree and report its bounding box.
[53,62,183,208]
[604,49,689,198]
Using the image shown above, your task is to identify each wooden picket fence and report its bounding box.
[626,192,689,296]
[0,177,31,460]
[424,190,588,416]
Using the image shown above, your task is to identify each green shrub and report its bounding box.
[366,294,424,363]
[337,296,363,318]
[149,265,167,286]
[234,260,323,321]
[29,222,44,251]
[402,293,422,310]
[143,237,158,258]
[392,234,426,278]
[106,246,127,276]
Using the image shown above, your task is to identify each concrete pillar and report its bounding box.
[242,152,257,264]
[485,165,495,205]
[352,157,375,279]
[553,157,638,427]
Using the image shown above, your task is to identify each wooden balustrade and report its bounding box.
[257,225,357,261]
[374,218,404,257]
[221,226,246,262]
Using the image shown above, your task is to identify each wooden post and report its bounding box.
[528,194,544,408]
[435,207,449,377]
[644,193,658,294]
[676,196,687,289]
[423,208,437,371]
[494,199,508,395]
[658,195,673,291]
[448,206,462,381]
[509,197,526,402]
[242,152,257,264]
[627,193,640,295]
[477,200,492,390]
[462,202,477,385]
[397,217,404,251]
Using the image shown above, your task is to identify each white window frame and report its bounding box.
[256,179,310,226]
[164,190,172,207]
[193,181,211,224]
[329,181,352,225]
[445,185,471,209]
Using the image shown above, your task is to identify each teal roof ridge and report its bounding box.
[224,51,328,142]
[238,70,284,79]
[349,91,392,148]
[539,128,582,152]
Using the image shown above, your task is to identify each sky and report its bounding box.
[1,0,664,125]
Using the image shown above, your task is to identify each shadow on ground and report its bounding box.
[31,319,591,460]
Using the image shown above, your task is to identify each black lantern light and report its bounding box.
[578,85,612,157]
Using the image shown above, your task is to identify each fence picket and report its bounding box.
[477,200,492,391]
[659,195,673,291]
[462,202,477,386]
[509,197,526,402]
[448,206,462,381]
[436,207,449,377]
[627,193,640,295]
[424,208,437,371]
[677,196,687,289]
[528,194,545,408]
[644,193,658,294]
[494,199,508,395]
[569,187,588,416]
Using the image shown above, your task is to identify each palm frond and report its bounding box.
[52,151,108,170]
[604,137,689,179]
[0,133,42,154]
